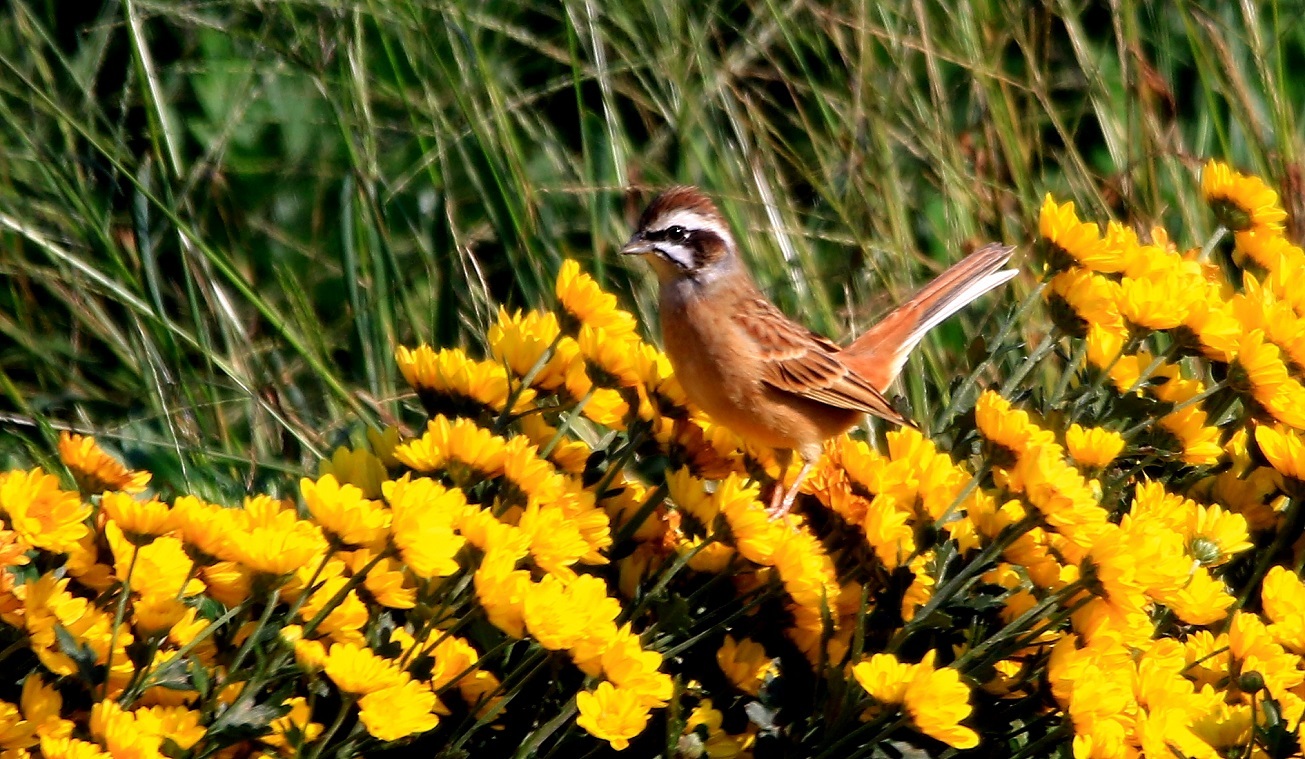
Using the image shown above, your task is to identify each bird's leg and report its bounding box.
[768,450,792,514]
[768,460,814,520]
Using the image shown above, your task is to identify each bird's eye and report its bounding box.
[665,225,688,242]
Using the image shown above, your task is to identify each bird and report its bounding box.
[620,186,1018,518]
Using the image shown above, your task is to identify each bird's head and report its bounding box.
[621,186,739,285]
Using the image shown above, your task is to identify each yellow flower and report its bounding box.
[0,468,91,553]
[201,561,253,607]
[393,416,509,480]
[358,678,441,741]
[171,495,235,563]
[281,625,329,672]
[523,573,620,651]
[853,652,913,705]
[104,524,203,599]
[39,737,112,759]
[264,696,323,752]
[771,526,839,613]
[1184,504,1251,567]
[58,432,150,494]
[974,391,1053,462]
[384,477,468,581]
[716,636,774,696]
[1237,227,1305,274]
[300,474,389,547]
[1118,268,1195,331]
[488,307,569,390]
[575,681,650,751]
[323,642,409,695]
[230,517,327,578]
[577,324,642,388]
[1065,424,1125,469]
[1039,196,1122,272]
[903,651,980,749]
[1261,566,1305,652]
[395,344,534,418]
[1046,268,1124,338]
[317,445,387,499]
[599,627,672,708]
[100,491,175,543]
[555,260,638,338]
[294,569,370,638]
[1256,424,1305,481]
[132,593,187,635]
[1201,159,1287,233]
[475,549,532,638]
[517,503,592,579]
[1158,405,1224,466]
[1232,330,1305,428]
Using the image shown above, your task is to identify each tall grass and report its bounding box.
[0,0,1300,490]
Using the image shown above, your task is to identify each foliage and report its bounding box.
[2,1,1302,478]
[2,163,1305,756]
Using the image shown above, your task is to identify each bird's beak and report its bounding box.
[621,233,654,256]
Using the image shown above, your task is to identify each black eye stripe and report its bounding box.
[646,225,688,243]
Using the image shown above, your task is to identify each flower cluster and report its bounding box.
[2,160,1303,757]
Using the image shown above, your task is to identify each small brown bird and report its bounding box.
[621,186,1017,518]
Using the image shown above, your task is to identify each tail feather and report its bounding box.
[842,243,1017,391]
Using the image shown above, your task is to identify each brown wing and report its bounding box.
[736,297,911,426]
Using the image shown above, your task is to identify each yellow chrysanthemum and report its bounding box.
[1046,267,1124,338]
[575,681,650,751]
[903,651,980,749]
[488,306,569,389]
[323,642,409,695]
[358,678,441,741]
[599,628,673,708]
[1236,227,1305,276]
[716,636,775,696]
[974,391,1055,464]
[264,696,324,752]
[170,495,236,563]
[317,444,387,499]
[1201,159,1287,233]
[1065,424,1126,469]
[555,259,638,338]
[1261,566,1305,652]
[852,651,913,705]
[1231,330,1305,428]
[1255,424,1305,482]
[300,474,390,547]
[396,344,534,418]
[104,523,204,600]
[1039,195,1122,272]
[57,432,151,494]
[229,516,327,578]
[0,468,91,553]
[100,491,176,543]
[393,415,509,480]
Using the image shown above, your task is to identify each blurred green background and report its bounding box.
[1,0,1300,497]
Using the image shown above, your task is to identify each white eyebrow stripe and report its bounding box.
[652,209,722,235]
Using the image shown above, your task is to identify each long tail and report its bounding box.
[841,243,1018,391]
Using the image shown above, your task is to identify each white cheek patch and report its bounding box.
[656,243,696,269]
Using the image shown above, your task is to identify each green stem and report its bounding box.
[103,541,140,700]
[888,513,1040,652]
[304,695,357,759]
[223,587,281,682]
[302,549,390,637]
